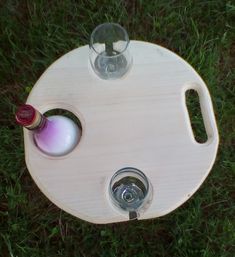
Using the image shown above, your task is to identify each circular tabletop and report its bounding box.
[24,41,219,224]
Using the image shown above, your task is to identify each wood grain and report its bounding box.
[24,41,219,224]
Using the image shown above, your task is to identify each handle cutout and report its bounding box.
[185,89,208,143]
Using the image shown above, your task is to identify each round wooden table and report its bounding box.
[24,41,219,224]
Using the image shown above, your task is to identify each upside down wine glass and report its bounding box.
[109,168,152,220]
[89,23,132,80]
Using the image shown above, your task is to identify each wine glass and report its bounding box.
[109,167,152,220]
[89,23,132,80]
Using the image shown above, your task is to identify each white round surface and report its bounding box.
[24,41,219,223]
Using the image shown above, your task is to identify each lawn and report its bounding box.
[0,1,234,256]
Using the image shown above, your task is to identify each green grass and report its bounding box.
[0,0,234,256]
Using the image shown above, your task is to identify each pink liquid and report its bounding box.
[34,116,81,156]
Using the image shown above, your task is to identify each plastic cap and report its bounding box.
[15,104,36,126]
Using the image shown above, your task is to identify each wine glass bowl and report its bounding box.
[89,23,132,80]
[109,167,152,220]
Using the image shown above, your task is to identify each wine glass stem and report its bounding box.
[105,41,113,55]
[129,211,138,220]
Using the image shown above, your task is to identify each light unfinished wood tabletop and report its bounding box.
[23,41,219,223]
